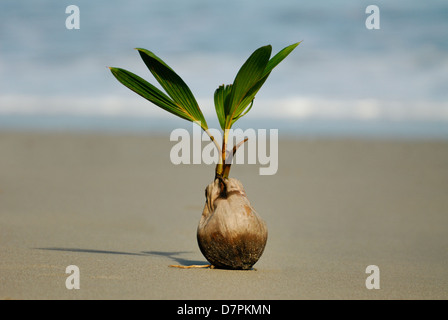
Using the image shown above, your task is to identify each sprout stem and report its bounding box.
[204,128,222,157]
[222,138,249,179]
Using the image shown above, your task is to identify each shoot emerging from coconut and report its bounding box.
[110,42,300,270]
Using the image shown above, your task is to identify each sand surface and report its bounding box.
[0,131,447,300]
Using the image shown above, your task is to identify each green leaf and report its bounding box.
[225,45,272,128]
[109,67,192,122]
[232,98,254,123]
[214,84,232,130]
[228,42,301,127]
[230,74,268,125]
[136,48,208,129]
[232,42,300,125]
[263,41,301,77]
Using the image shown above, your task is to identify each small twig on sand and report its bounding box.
[169,264,212,269]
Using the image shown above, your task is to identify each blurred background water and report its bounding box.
[1,0,447,138]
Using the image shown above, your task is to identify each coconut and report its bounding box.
[197,178,268,270]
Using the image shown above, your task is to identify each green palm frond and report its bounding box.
[110,49,208,131]
[214,42,301,130]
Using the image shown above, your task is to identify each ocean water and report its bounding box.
[1,0,447,138]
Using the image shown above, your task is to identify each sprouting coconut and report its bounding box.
[109,42,300,270]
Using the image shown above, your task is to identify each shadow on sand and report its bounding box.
[35,247,207,266]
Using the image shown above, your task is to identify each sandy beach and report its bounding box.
[0,131,447,300]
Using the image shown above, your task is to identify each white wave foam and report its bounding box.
[260,97,448,122]
[0,94,170,118]
[1,94,447,122]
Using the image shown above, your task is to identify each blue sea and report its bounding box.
[1,0,447,139]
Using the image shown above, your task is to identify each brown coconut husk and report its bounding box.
[197,177,268,270]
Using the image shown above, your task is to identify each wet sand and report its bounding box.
[0,131,447,299]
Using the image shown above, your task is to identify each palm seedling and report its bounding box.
[110,42,300,270]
